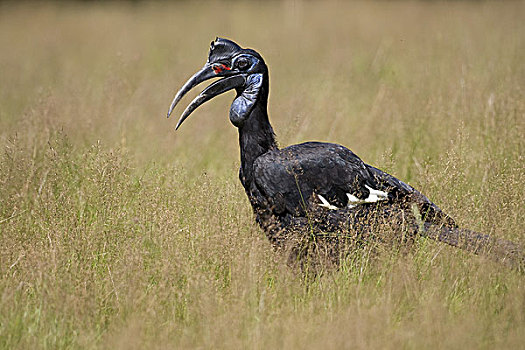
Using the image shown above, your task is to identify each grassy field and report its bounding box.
[1,1,524,349]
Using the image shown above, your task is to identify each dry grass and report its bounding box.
[1,1,524,349]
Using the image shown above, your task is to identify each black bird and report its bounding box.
[167,38,521,266]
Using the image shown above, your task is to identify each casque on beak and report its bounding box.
[167,37,258,129]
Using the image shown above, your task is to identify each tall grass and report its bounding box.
[1,1,524,349]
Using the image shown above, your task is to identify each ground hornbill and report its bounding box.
[166,38,522,267]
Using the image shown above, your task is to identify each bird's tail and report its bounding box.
[421,222,524,269]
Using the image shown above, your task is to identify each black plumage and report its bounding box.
[167,38,522,267]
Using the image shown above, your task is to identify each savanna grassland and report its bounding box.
[1,1,524,349]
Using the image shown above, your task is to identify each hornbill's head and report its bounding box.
[167,38,267,129]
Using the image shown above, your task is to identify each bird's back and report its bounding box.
[252,141,455,228]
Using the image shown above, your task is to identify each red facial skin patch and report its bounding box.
[212,64,231,74]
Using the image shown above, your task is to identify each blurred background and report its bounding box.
[2,1,522,174]
[1,1,524,348]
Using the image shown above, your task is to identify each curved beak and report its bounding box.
[167,63,247,130]
[167,64,216,118]
[175,75,246,130]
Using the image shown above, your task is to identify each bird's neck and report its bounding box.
[238,81,277,187]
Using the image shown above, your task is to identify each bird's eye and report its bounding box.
[237,58,250,70]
